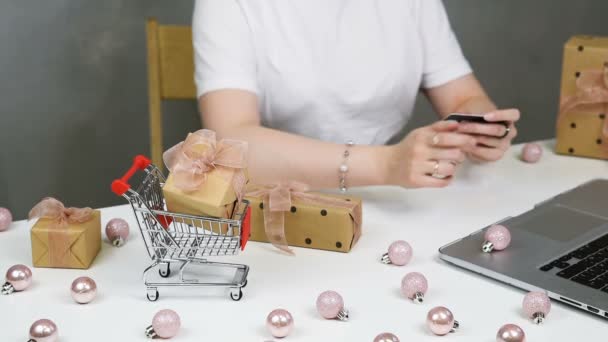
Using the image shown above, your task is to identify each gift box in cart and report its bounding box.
[111,155,251,301]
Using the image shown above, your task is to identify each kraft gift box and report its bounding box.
[556,35,608,159]
[246,188,362,253]
[31,210,101,269]
[163,172,238,219]
[162,130,248,220]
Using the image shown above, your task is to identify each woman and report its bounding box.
[192,0,519,190]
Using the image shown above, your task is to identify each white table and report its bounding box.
[2,140,607,341]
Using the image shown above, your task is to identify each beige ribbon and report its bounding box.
[163,129,248,202]
[559,62,608,138]
[247,182,362,255]
[29,197,94,266]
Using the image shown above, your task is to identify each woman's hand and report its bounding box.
[384,120,477,188]
[456,109,520,162]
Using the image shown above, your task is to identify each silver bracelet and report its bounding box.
[339,140,354,193]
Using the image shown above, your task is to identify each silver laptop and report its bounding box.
[439,179,608,319]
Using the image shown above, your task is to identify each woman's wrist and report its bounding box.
[349,144,394,187]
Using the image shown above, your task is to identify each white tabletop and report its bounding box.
[2,140,607,341]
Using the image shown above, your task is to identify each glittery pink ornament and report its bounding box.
[266,309,294,338]
[401,272,428,303]
[105,218,130,247]
[146,309,181,339]
[521,143,542,163]
[70,276,97,304]
[426,306,459,336]
[522,291,551,324]
[29,319,58,342]
[482,225,511,252]
[381,240,413,266]
[373,332,400,342]
[0,207,12,232]
[496,323,526,342]
[316,290,349,321]
[2,264,32,295]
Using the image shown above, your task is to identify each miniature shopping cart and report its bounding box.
[111,155,251,302]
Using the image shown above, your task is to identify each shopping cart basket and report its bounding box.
[111,155,251,301]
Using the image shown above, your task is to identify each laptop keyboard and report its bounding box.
[540,233,608,292]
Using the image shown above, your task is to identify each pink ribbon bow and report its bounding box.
[247,182,362,255]
[163,129,248,201]
[559,62,608,138]
[28,197,93,226]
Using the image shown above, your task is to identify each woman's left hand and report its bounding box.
[456,109,520,162]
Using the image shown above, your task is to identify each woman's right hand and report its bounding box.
[384,120,477,188]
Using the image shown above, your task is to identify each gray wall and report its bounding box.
[1,0,607,218]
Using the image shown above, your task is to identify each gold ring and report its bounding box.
[432,160,444,179]
[431,134,440,146]
[499,123,511,139]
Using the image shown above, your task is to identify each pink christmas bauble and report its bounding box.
[105,218,130,247]
[522,291,551,321]
[316,290,345,319]
[496,324,526,342]
[426,306,456,336]
[152,309,181,339]
[401,272,428,301]
[266,309,294,338]
[70,276,97,304]
[0,207,12,232]
[29,319,58,342]
[5,264,33,291]
[387,240,413,266]
[374,332,400,342]
[521,143,542,163]
[484,225,512,251]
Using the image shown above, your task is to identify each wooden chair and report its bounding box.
[146,18,197,170]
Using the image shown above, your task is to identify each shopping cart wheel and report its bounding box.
[159,263,171,278]
[230,288,243,301]
[242,279,248,288]
[146,288,159,302]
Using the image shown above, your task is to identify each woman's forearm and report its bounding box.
[199,90,391,189]
[454,95,497,114]
[218,124,391,189]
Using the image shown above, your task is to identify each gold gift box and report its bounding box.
[556,35,608,159]
[163,172,237,219]
[245,193,362,253]
[162,132,246,219]
[30,210,101,269]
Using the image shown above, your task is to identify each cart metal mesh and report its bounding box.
[112,155,250,301]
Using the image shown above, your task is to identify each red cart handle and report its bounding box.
[111,155,151,196]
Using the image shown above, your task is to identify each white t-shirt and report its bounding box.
[192,0,471,145]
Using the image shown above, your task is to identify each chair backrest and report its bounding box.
[146,18,197,170]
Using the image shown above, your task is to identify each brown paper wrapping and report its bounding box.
[163,171,238,219]
[30,210,101,269]
[556,35,608,159]
[245,193,362,253]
